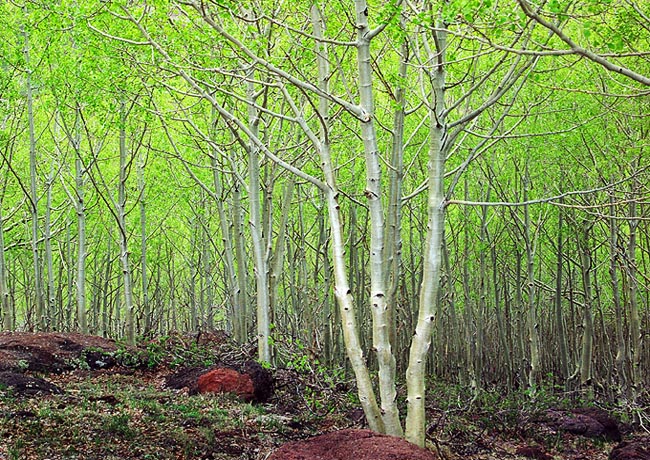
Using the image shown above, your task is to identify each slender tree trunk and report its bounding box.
[626,176,641,409]
[315,191,334,364]
[462,177,477,391]
[269,179,294,331]
[476,199,489,388]
[208,103,247,341]
[354,0,401,436]
[0,206,11,330]
[492,242,512,389]
[211,150,242,340]
[188,216,199,331]
[555,198,569,384]
[138,152,151,336]
[23,19,45,331]
[167,243,178,332]
[246,80,271,363]
[384,27,409,351]
[515,251,527,384]
[405,19,447,447]
[443,238,462,382]
[232,178,249,341]
[101,236,113,337]
[118,100,135,344]
[578,225,594,388]
[608,192,627,394]
[74,125,88,333]
[523,166,540,390]
[44,163,56,329]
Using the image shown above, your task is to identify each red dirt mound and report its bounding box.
[268,428,439,460]
[165,360,273,403]
[197,368,255,401]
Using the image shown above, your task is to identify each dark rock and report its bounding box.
[83,349,116,370]
[0,371,63,396]
[89,395,120,406]
[544,407,621,442]
[571,407,622,442]
[268,429,439,460]
[610,436,650,460]
[242,360,273,403]
[164,366,209,394]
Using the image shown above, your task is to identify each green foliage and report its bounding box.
[102,413,136,438]
[113,345,147,368]
[109,336,220,369]
[279,336,344,385]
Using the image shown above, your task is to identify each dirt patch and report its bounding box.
[0,371,63,396]
[610,436,650,460]
[0,332,118,373]
[543,407,622,442]
[268,429,439,460]
[516,445,553,460]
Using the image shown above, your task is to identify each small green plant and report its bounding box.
[65,355,91,370]
[143,340,167,368]
[8,439,25,460]
[304,387,324,412]
[102,413,135,439]
[113,346,144,368]
[174,402,203,420]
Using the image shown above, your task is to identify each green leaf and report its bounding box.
[548,0,562,13]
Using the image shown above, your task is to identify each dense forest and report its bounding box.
[0,0,648,446]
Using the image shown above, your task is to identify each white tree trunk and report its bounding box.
[405,21,447,447]
[0,206,11,330]
[308,5,385,431]
[23,18,46,330]
[74,126,88,334]
[523,167,540,390]
[118,100,136,344]
[138,153,151,335]
[354,0,402,436]
[246,80,271,363]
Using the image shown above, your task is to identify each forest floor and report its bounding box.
[0,332,646,460]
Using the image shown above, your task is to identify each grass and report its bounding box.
[0,370,297,460]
